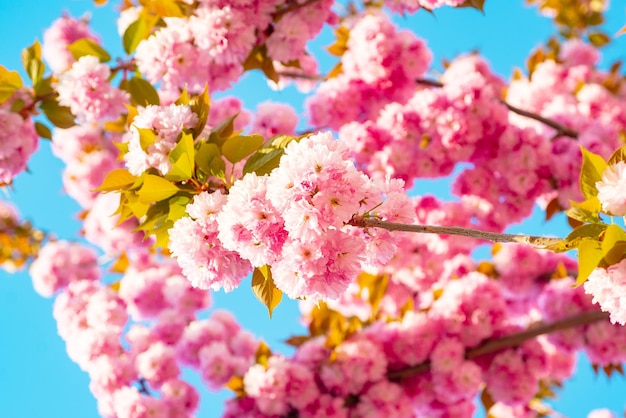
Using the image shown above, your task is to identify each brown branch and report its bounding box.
[352,217,564,249]
[414,78,579,139]
[273,0,321,20]
[275,71,326,81]
[387,309,610,381]
[502,101,579,139]
[415,78,444,88]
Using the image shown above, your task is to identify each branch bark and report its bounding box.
[352,217,564,249]
[273,0,321,19]
[387,309,610,381]
[414,78,579,139]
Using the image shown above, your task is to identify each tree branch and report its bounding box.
[387,309,610,381]
[273,0,321,20]
[275,71,325,81]
[414,78,579,139]
[501,101,579,139]
[352,217,564,249]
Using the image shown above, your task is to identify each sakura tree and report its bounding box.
[1,0,626,417]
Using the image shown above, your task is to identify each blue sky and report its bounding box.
[0,1,625,417]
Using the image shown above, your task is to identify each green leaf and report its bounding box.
[136,199,170,235]
[603,242,626,266]
[148,0,184,17]
[243,148,284,176]
[242,46,279,83]
[189,85,210,137]
[0,65,23,104]
[137,174,180,204]
[34,122,52,140]
[195,142,220,176]
[96,168,137,192]
[68,38,111,62]
[124,192,150,219]
[135,127,157,152]
[580,147,608,200]
[608,145,626,166]
[251,265,282,318]
[122,17,155,55]
[166,132,195,181]
[566,197,602,224]
[222,134,264,164]
[167,194,191,223]
[209,115,238,147]
[21,41,45,85]
[588,31,611,48]
[127,76,160,106]
[576,239,604,286]
[39,98,75,128]
[175,87,190,106]
[357,272,389,319]
[566,223,607,245]
[458,0,485,12]
[601,224,626,265]
[242,135,299,175]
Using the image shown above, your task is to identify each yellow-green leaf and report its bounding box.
[588,31,611,47]
[566,196,602,224]
[243,148,284,176]
[122,16,157,55]
[68,38,111,62]
[127,76,160,106]
[40,98,75,128]
[125,192,150,219]
[608,145,626,166]
[251,265,282,318]
[96,168,137,192]
[137,174,180,203]
[166,132,194,181]
[145,0,184,17]
[0,65,23,104]
[222,134,264,164]
[576,239,604,286]
[458,0,485,13]
[242,46,279,83]
[190,85,210,137]
[580,147,608,199]
[195,142,220,176]
[175,87,190,106]
[209,115,238,147]
[136,127,157,152]
[167,194,191,222]
[601,224,626,265]
[566,223,607,248]
[34,122,52,140]
[21,41,45,85]
[255,341,272,368]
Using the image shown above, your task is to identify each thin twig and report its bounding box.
[275,71,326,81]
[415,78,444,88]
[387,310,610,381]
[502,100,579,139]
[273,0,321,19]
[352,217,564,249]
[414,78,579,139]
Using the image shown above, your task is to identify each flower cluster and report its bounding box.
[170,131,415,301]
[133,0,333,99]
[56,56,128,124]
[0,102,38,186]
